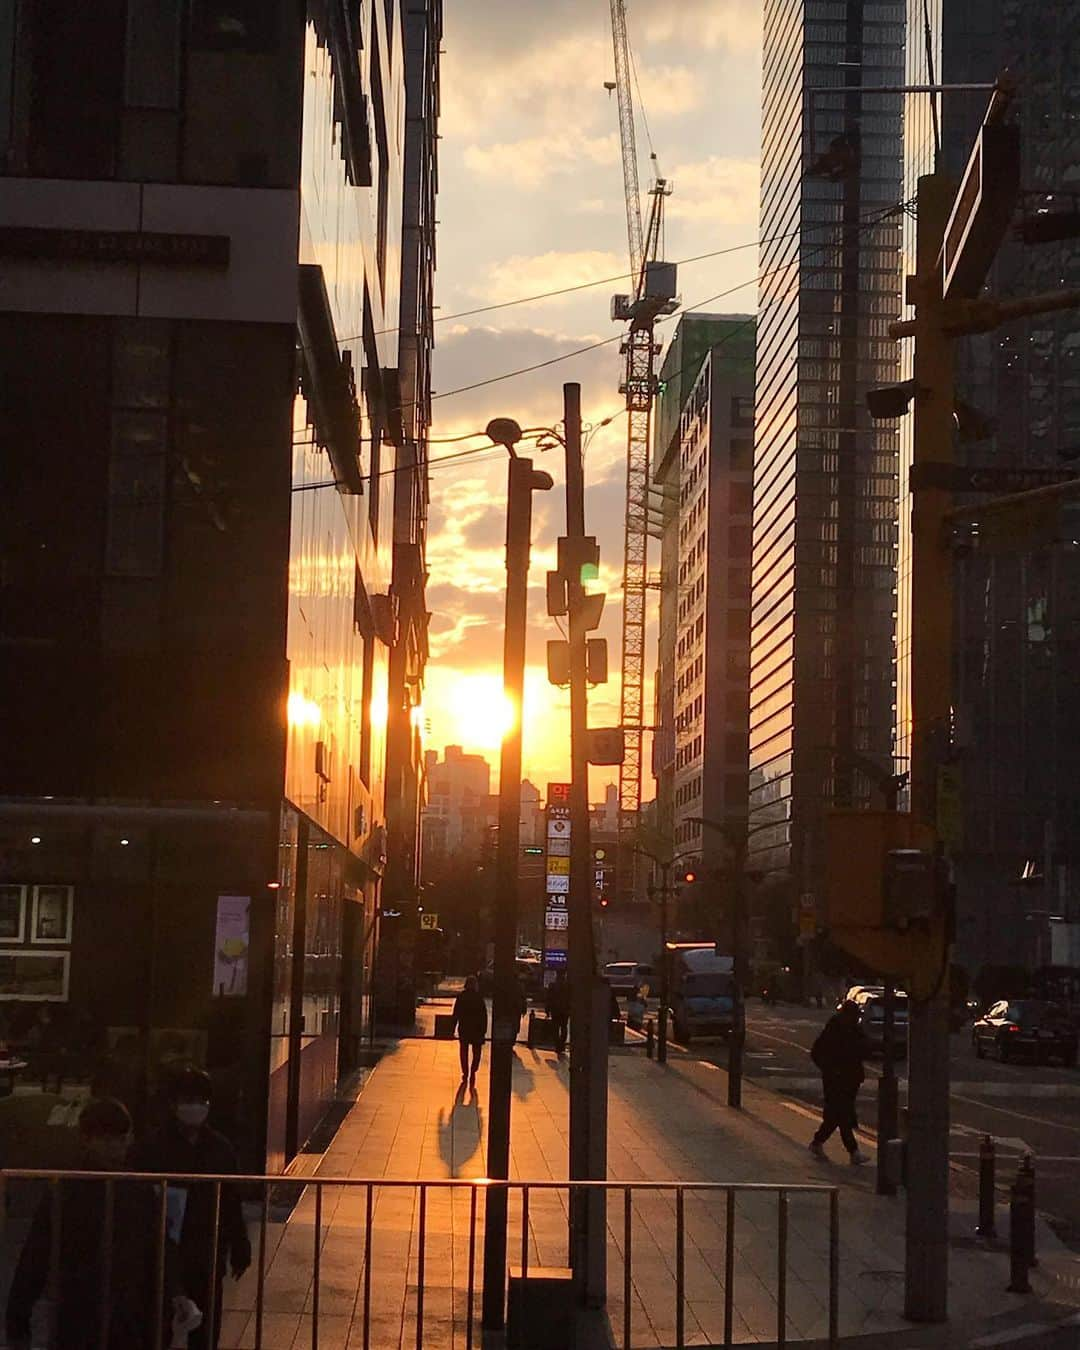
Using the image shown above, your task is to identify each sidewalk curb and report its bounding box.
[670,1300,1080,1349]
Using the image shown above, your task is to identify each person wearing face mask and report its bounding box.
[6,1097,179,1348]
[130,1064,252,1349]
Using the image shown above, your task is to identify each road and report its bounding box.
[667,1000,1080,1249]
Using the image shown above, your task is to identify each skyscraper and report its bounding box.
[752,1,906,955]
[896,0,1080,971]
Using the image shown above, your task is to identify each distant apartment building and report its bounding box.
[896,0,1080,971]
[0,1,440,1170]
[752,1,905,952]
[421,746,493,867]
[653,315,756,898]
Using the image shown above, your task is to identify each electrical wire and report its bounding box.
[294,198,911,466]
[360,215,900,340]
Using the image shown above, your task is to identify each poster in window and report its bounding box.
[31,886,73,944]
[212,895,250,997]
[0,951,70,1001]
[0,887,25,943]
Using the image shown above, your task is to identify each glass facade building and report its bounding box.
[752,0,905,941]
[0,0,440,1170]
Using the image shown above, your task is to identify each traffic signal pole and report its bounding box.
[564,382,608,1306]
[482,448,553,1333]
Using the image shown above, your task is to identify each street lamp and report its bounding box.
[685,815,757,1108]
[636,845,699,1065]
[481,415,553,1335]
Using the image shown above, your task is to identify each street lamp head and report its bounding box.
[486,417,523,449]
[530,469,555,492]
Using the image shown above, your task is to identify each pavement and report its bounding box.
[209,1010,1080,1349]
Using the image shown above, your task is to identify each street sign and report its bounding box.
[547,855,570,875]
[420,912,438,930]
[546,874,569,894]
[547,836,570,857]
[941,121,1020,301]
[545,909,569,930]
[544,948,568,968]
[547,818,570,839]
[799,892,816,912]
[911,462,1078,494]
[548,782,572,804]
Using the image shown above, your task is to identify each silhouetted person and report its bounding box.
[131,1065,251,1349]
[6,1098,178,1349]
[545,971,571,1055]
[809,1002,869,1164]
[451,975,488,1085]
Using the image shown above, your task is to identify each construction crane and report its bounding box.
[608,0,677,892]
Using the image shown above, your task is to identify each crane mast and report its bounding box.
[608,0,677,892]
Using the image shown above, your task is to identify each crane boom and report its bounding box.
[607,0,677,895]
[609,0,643,281]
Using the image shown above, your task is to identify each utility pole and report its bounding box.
[904,169,955,1326]
[648,861,671,1064]
[727,830,746,1108]
[563,382,609,1306]
[482,426,553,1333]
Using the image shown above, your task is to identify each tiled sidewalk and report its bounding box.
[218,1037,1080,1348]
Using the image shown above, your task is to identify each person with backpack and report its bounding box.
[809,1001,869,1164]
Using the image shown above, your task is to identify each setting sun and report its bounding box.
[447,673,516,751]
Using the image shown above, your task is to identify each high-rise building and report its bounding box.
[896,1,1080,971]
[421,747,494,867]
[0,1,439,1170]
[752,1,905,952]
[654,314,755,909]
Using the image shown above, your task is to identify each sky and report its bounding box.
[422,0,763,792]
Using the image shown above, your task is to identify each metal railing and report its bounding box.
[0,1171,840,1350]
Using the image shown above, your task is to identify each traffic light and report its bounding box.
[682,868,697,885]
[599,895,610,909]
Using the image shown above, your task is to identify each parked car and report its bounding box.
[603,962,653,997]
[971,999,1078,1066]
[667,944,740,1044]
[843,986,909,1058]
[479,958,543,997]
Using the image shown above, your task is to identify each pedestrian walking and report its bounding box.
[545,971,571,1055]
[809,1000,869,1164]
[6,1097,182,1349]
[130,1065,251,1350]
[451,975,488,1085]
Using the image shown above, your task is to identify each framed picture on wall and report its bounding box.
[0,887,25,943]
[31,886,73,945]
[0,951,70,1001]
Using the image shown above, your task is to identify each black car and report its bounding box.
[972,999,1078,1066]
[842,986,909,1058]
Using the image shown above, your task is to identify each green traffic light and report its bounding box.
[580,562,600,583]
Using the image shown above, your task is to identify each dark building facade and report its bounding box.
[896,0,1080,972]
[654,315,755,930]
[0,1,439,1170]
[752,0,905,954]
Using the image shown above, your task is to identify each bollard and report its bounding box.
[977,1134,997,1239]
[1017,1154,1037,1268]
[645,1019,655,1059]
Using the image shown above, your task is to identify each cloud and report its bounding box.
[639,0,761,54]
[464,130,620,191]
[479,250,626,307]
[665,156,760,224]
